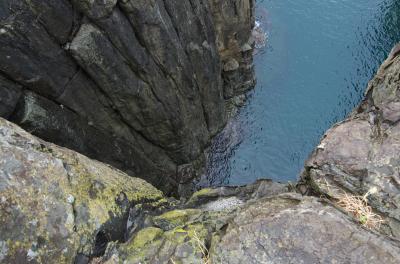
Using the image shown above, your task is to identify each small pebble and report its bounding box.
[67,194,75,204]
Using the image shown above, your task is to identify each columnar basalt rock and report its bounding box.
[0,0,255,195]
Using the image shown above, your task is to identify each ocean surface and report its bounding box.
[203,0,400,186]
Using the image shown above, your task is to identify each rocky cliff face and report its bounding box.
[2,117,400,263]
[3,1,400,264]
[0,0,255,195]
[96,43,400,263]
[0,117,172,263]
[300,44,400,240]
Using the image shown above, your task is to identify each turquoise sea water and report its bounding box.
[204,0,400,186]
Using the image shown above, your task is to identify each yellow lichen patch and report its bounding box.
[185,224,208,240]
[57,151,168,232]
[163,228,189,244]
[188,188,216,202]
[0,118,171,263]
[131,227,164,249]
[162,223,208,247]
[122,231,165,263]
[153,209,202,230]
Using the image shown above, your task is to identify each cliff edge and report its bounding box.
[0,0,255,195]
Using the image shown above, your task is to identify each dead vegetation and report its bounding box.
[193,231,211,264]
[336,189,384,230]
[169,231,211,264]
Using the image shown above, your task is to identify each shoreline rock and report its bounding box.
[299,44,400,239]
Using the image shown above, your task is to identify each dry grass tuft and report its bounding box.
[193,231,211,264]
[169,231,210,264]
[89,257,103,264]
[336,189,384,230]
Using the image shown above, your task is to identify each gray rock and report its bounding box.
[100,191,400,264]
[0,117,170,263]
[209,0,256,99]
[0,76,21,118]
[212,194,400,264]
[10,90,177,193]
[71,0,117,20]
[2,118,398,263]
[223,58,240,72]
[301,44,400,238]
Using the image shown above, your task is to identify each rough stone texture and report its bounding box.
[209,0,256,117]
[211,194,400,264]
[300,44,400,239]
[98,192,400,264]
[2,118,400,264]
[0,0,255,195]
[95,180,290,264]
[0,118,171,263]
[209,0,255,92]
[90,43,400,264]
[0,76,21,118]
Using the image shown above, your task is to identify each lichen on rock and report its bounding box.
[0,118,170,263]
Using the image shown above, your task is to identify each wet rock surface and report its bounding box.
[0,0,255,195]
[300,44,400,239]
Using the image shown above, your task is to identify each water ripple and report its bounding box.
[203,0,400,187]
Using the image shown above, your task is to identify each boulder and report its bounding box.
[99,192,400,264]
[212,194,400,264]
[0,118,170,263]
[300,44,400,239]
[1,119,398,263]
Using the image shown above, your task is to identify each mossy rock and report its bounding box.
[187,188,220,205]
[0,118,169,263]
[153,209,202,231]
[114,223,210,264]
